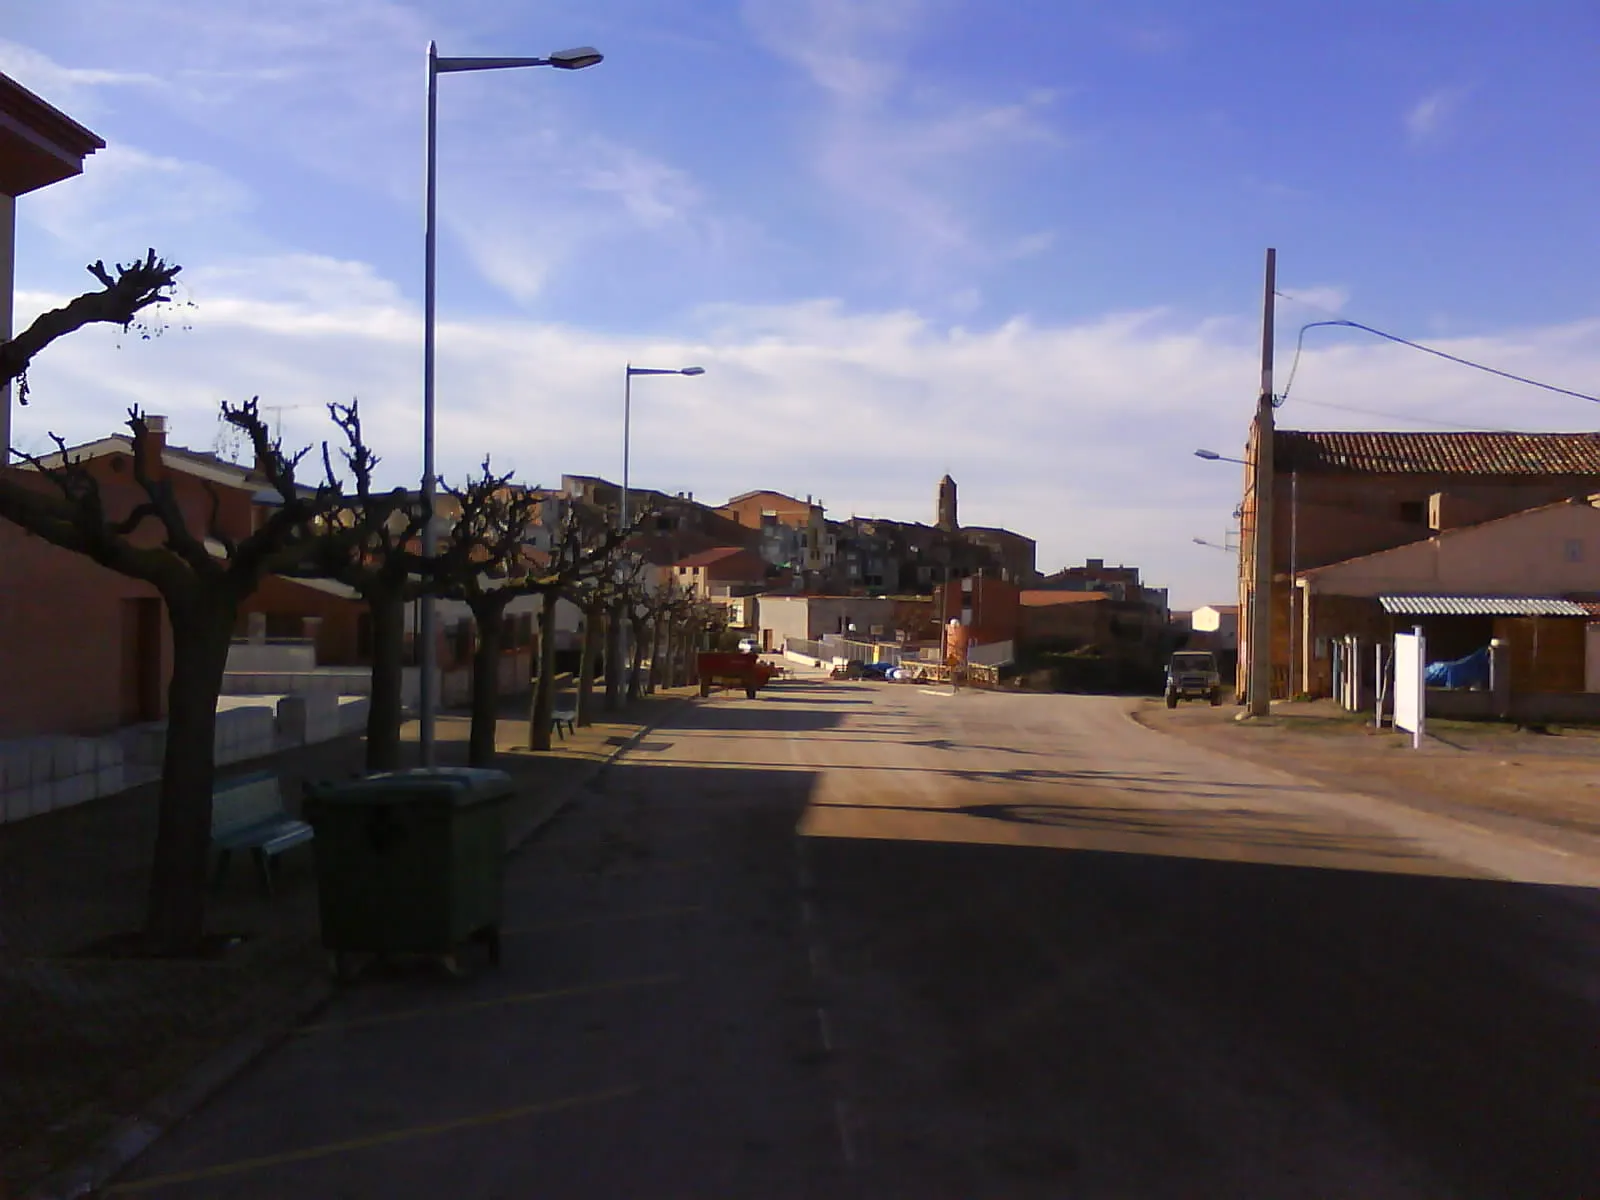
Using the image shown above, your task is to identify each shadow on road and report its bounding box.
[804,826,1599,1198]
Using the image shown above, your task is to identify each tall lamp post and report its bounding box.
[621,364,705,529]
[611,365,703,706]
[419,40,602,766]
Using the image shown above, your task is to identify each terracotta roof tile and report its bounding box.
[1275,430,1600,476]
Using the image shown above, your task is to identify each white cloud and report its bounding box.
[15,253,1600,608]
[0,39,165,116]
[741,0,924,104]
[743,0,1065,275]
[18,144,257,257]
[1406,87,1468,144]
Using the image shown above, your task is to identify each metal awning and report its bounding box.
[1379,595,1591,617]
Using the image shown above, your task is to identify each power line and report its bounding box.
[1291,396,1520,432]
[1278,312,1600,407]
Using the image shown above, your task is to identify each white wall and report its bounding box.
[1308,502,1600,598]
[226,641,317,673]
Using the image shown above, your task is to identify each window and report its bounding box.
[1565,538,1584,563]
[1398,501,1426,524]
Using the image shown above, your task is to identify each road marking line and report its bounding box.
[296,973,679,1035]
[103,1085,640,1194]
[917,689,956,698]
[835,1098,858,1166]
[501,904,704,935]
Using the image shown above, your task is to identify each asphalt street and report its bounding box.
[107,671,1600,1198]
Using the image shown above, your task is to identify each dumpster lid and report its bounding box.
[306,767,513,806]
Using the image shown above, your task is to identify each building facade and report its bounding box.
[1238,427,1600,699]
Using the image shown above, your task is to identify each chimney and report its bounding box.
[1086,557,1104,572]
[134,414,168,481]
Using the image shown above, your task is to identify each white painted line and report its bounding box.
[835,1098,857,1167]
[918,689,956,698]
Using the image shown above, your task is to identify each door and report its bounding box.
[120,598,164,724]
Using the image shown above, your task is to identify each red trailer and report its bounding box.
[697,651,776,698]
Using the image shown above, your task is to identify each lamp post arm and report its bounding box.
[436,55,555,72]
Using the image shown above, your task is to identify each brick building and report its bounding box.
[1238,427,1600,699]
[0,419,261,736]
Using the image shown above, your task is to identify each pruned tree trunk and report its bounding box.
[576,604,604,727]
[628,611,647,702]
[604,597,625,712]
[528,589,560,751]
[365,590,407,771]
[467,602,504,767]
[646,616,663,694]
[144,591,235,956]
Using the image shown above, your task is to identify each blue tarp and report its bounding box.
[1425,645,1490,689]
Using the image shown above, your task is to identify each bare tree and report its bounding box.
[569,570,611,728]
[436,462,544,767]
[522,503,632,750]
[293,402,429,772]
[1,251,182,397]
[0,402,335,954]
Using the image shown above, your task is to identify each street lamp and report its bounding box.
[419,39,602,766]
[611,365,703,705]
[1192,537,1235,553]
[621,365,705,529]
[1194,448,1247,465]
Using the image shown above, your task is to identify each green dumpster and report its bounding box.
[303,768,512,978]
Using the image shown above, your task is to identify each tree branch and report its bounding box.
[0,251,182,391]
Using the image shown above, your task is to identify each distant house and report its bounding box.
[760,595,897,651]
[672,546,768,600]
[1190,604,1239,652]
[1017,591,1111,648]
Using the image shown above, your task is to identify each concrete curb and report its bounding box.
[23,692,696,1200]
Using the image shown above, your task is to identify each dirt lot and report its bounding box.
[1133,698,1600,856]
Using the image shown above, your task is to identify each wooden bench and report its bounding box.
[211,771,315,898]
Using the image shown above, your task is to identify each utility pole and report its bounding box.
[1248,247,1276,718]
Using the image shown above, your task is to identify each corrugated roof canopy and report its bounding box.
[1379,595,1590,617]
[1277,430,1600,476]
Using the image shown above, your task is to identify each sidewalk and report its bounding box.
[1,685,696,1199]
[1132,697,1600,856]
[93,676,858,1199]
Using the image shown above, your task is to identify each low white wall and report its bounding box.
[1,695,375,825]
[223,667,372,697]
[214,704,278,765]
[0,736,126,824]
[225,641,317,673]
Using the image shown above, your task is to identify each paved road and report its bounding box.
[109,675,1599,1198]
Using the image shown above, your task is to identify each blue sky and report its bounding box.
[6,0,1600,607]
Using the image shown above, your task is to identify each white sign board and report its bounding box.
[1392,628,1425,749]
